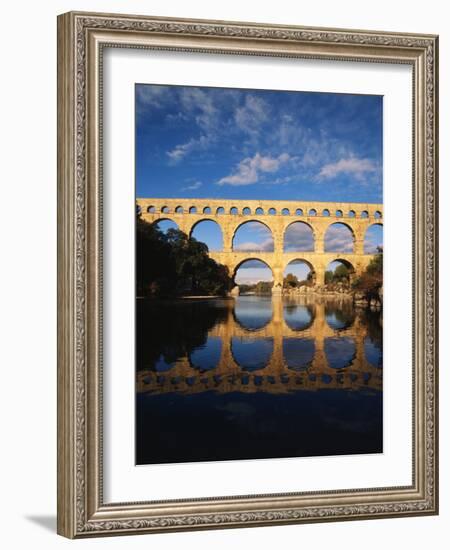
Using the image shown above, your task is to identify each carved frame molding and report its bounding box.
[57,11,438,538]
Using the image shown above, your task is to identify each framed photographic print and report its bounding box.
[57,11,439,538]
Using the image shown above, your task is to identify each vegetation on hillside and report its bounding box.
[136,216,232,298]
[325,264,351,285]
[283,271,314,289]
[238,281,273,295]
[254,281,273,294]
[352,247,383,304]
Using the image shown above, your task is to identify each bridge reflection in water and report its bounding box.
[136,296,382,464]
[136,297,382,396]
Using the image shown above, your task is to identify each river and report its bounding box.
[136,295,382,465]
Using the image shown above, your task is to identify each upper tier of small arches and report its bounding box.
[141,204,382,220]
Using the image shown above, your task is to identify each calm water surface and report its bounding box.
[136,296,382,465]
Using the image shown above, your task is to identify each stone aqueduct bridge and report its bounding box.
[137,197,383,288]
[136,299,382,395]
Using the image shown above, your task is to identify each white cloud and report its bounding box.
[182,181,203,191]
[234,261,273,284]
[324,224,354,252]
[167,135,210,164]
[325,238,354,253]
[136,85,167,109]
[178,87,218,132]
[284,223,314,251]
[217,153,291,186]
[274,114,307,149]
[245,221,269,233]
[235,270,273,285]
[364,242,379,254]
[234,238,274,252]
[317,157,377,181]
[267,175,296,186]
[364,229,383,253]
[164,88,225,163]
[234,95,269,134]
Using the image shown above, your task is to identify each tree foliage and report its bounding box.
[325,264,350,285]
[352,247,383,302]
[334,264,350,281]
[325,270,333,284]
[255,281,273,294]
[283,273,299,288]
[283,271,313,288]
[238,284,255,294]
[136,216,232,297]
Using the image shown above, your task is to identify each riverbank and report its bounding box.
[137,287,382,309]
[281,283,383,309]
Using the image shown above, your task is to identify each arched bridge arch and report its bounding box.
[232,220,274,252]
[138,198,383,291]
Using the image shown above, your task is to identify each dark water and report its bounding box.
[136,296,382,465]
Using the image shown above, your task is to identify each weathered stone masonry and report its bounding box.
[137,197,383,289]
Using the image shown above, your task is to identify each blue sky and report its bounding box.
[138,84,383,283]
[136,84,382,203]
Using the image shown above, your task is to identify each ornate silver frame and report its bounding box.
[57,11,439,538]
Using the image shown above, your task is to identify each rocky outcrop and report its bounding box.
[283,281,353,298]
[230,285,240,296]
[282,282,383,310]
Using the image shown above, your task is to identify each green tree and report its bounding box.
[136,217,176,297]
[136,216,233,297]
[255,281,273,295]
[239,283,256,294]
[334,264,350,282]
[366,246,383,275]
[352,247,383,305]
[283,272,299,288]
[324,264,351,285]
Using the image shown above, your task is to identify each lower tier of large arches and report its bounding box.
[209,251,376,290]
